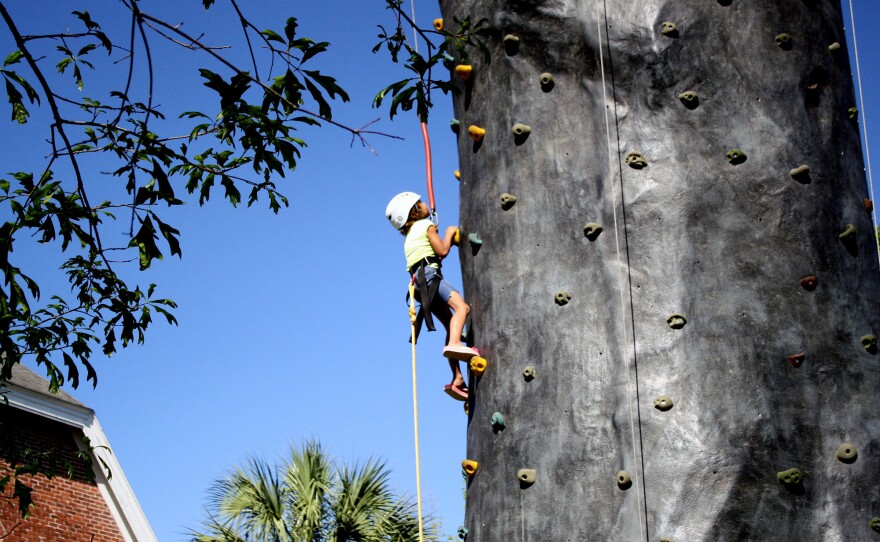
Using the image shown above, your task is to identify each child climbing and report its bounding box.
[386,191,477,401]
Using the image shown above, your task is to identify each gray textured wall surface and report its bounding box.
[440,0,880,540]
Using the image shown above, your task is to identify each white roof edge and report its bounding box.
[6,385,158,542]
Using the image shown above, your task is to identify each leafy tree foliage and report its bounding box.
[190,441,435,542]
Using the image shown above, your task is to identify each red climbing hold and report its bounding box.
[800,276,818,291]
[787,353,805,368]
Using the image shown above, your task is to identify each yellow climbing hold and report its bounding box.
[468,125,486,142]
[454,170,461,180]
[462,459,479,476]
[470,356,487,375]
[433,18,444,31]
[453,227,461,244]
[455,64,473,80]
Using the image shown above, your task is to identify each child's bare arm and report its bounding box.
[427,225,459,258]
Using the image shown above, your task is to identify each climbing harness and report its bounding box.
[847,0,879,265]
[408,257,441,341]
[408,280,426,542]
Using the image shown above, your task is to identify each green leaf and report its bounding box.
[5,79,27,124]
[261,29,285,44]
[153,214,181,258]
[300,41,329,65]
[72,10,99,30]
[128,215,161,270]
[3,50,22,67]
[283,17,298,44]
[202,0,215,7]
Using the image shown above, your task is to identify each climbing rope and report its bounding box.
[595,0,648,540]
[847,0,879,266]
[408,280,426,542]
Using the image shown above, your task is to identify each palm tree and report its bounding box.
[190,441,434,542]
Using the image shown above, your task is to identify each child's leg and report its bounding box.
[445,291,470,348]
[431,298,467,389]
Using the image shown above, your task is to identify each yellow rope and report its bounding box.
[408,280,425,542]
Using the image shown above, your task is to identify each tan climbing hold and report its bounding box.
[455,64,473,80]
[836,442,858,463]
[654,396,674,411]
[468,125,486,142]
[829,42,841,51]
[500,193,518,210]
[517,469,536,484]
[462,459,479,476]
[616,470,632,489]
[789,165,810,178]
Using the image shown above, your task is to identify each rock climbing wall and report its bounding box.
[440,0,880,540]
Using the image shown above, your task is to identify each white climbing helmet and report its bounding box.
[385,191,421,230]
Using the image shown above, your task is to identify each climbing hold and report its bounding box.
[777,468,803,486]
[625,152,648,169]
[455,64,473,80]
[726,149,747,165]
[454,170,461,180]
[838,224,857,241]
[861,334,877,354]
[660,22,680,38]
[539,72,555,92]
[503,34,520,55]
[554,291,572,306]
[522,366,536,381]
[678,91,699,109]
[836,443,858,463]
[470,356,487,375]
[442,52,455,65]
[468,233,483,246]
[450,119,460,133]
[453,228,461,245]
[500,193,518,210]
[800,275,818,291]
[463,401,469,415]
[583,222,603,241]
[511,123,531,145]
[786,353,805,368]
[865,199,874,212]
[775,33,793,51]
[849,107,859,121]
[517,468,537,485]
[829,42,841,51]
[458,526,469,540]
[433,18,444,32]
[491,412,506,432]
[666,314,687,329]
[717,0,732,4]
[616,470,632,490]
[789,165,810,182]
[870,517,880,533]
[462,459,479,476]
[468,125,486,142]
[654,396,674,411]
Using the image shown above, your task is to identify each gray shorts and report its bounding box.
[422,266,457,303]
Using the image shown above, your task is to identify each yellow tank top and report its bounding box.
[404,219,439,270]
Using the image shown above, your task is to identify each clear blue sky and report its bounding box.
[2,2,878,540]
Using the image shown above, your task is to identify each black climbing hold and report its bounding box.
[839,224,857,241]
[667,314,687,329]
[836,443,858,463]
[861,334,878,354]
[450,119,460,134]
[522,366,536,381]
[800,275,818,291]
[503,34,520,56]
[583,222,603,241]
[491,412,506,432]
[616,470,632,490]
[654,396,674,411]
[775,33,793,51]
[512,123,531,145]
[539,72,555,92]
[726,149,747,165]
[678,91,699,109]
[660,22,679,38]
[777,468,803,486]
[787,353,805,368]
[789,165,811,183]
[500,193,518,210]
[625,152,648,169]
[517,468,536,486]
[554,292,571,306]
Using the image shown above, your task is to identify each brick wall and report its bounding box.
[0,407,126,542]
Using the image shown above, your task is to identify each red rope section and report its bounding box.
[420,121,435,213]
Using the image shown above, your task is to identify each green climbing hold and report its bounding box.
[625,152,648,169]
[517,468,537,485]
[500,193,518,210]
[450,119,460,134]
[654,396,674,411]
[458,526,468,540]
[726,149,747,165]
[491,412,506,431]
[583,222,603,241]
[616,470,632,490]
[468,233,483,246]
[870,517,880,533]
[777,468,804,486]
[660,22,679,38]
[554,291,572,306]
[839,224,857,240]
[666,314,687,329]
[836,442,858,463]
[775,33,793,51]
